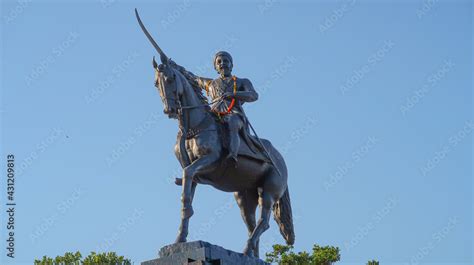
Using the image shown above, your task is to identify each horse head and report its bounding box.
[153,57,183,119]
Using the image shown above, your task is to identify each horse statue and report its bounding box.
[153,61,294,257]
[134,8,294,258]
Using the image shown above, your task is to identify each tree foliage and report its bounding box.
[367,260,379,265]
[34,251,131,265]
[265,244,340,265]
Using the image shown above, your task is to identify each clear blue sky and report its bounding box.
[1,0,472,264]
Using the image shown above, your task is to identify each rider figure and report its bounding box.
[171,51,259,166]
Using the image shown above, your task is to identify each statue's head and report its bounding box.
[153,58,181,119]
[214,51,233,77]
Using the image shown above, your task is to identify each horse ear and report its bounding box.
[152,56,158,69]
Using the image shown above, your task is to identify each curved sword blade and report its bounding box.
[135,8,169,64]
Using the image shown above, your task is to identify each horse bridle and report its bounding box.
[159,71,216,138]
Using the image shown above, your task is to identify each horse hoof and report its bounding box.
[175,235,187,243]
[182,206,194,219]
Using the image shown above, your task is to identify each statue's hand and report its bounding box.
[168,58,177,67]
[168,59,184,72]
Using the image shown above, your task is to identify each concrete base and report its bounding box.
[141,241,269,265]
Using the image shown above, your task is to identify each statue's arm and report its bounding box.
[233,78,259,102]
[171,61,212,89]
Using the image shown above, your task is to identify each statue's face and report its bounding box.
[215,55,233,77]
[154,63,179,119]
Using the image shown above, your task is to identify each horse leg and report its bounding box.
[244,169,283,257]
[234,189,259,257]
[244,191,274,257]
[176,181,196,243]
[175,155,219,243]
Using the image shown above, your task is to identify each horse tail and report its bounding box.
[273,187,295,245]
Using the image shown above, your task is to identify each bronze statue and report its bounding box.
[169,51,259,167]
[136,9,294,258]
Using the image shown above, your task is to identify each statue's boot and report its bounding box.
[224,129,239,168]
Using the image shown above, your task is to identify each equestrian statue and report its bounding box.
[135,9,295,258]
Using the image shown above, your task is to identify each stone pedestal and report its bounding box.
[141,241,270,265]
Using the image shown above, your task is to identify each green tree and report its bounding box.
[82,252,131,265]
[34,251,81,265]
[265,244,340,265]
[367,260,379,265]
[34,251,131,265]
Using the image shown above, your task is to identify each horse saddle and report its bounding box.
[178,113,271,164]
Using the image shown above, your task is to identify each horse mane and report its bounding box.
[173,68,209,107]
